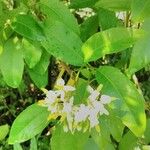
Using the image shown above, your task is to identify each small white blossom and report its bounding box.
[45,91,58,104]
[87,86,99,102]
[100,95,112,104]
[88,108,99,128]
[74,104,89,123]
[41,80,113,133]
[56,78,75,92]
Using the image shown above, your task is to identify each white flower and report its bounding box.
[74,104,89,123]
[56,78,75,92]
[62,97,74,131]
[45,90,58,104]
[100,95,112,104]
[62,97,74,114]
[87,86,100,102]
[91,100,109,116]
[88,108,99,128]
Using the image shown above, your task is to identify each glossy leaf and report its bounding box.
[30,137,37,150]
[23,39,42,68]
[98,8,118,30]
[31,50,50,75]
[96,66,146,137]
[0,38,24,88]
[8,104,49,144]
[42,21,84,66]
[73,78,89,104]
[91,116,115,150]
[82,27,143,62]
[95,0,132,11]
[80,15,99,42]
[13,143,23,150]
[70,0,98,8]
[131,0,150,22]
[51,125,89,150]
[119,131,138,150]
[39,0,79,34]
[107,115,124,142]
[0,124,9,141]
[11,14,45,41]
[144,118,150,144]
[128,37,150,75]
[83,138,99,150]
[28,68,48,88]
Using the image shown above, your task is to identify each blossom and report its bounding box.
[74,104,89,123]
[40,79,112,133]
[56,78,75,92]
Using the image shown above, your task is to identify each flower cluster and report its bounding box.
[39,78,112,133]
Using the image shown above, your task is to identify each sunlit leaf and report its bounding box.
[131,0,150,22]
[39,0,79,34]
[82,27,143,62]
[23,39,42,68]
[0,37,24,88]
[0,124,9,141]
[42,21,84,66]
[96,66,146,137]
[51,125,89,150]
[8,104,49,144]
[11,14,45,41]
[95,0,132,11]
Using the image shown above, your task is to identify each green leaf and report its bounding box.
[0,37,24,88]
[31,50,50,75]
[131,0,150,22]
[70,0,98,8]
[73,78,89,105]
[128,37,150,75]
[142,145,150,150]
[28,68,48,88]
[8,104,49,144]
[0,40,3,55]
[96,66,146,137]
[23,39,42,68]
[30,137,37,150]
[128,19,150,75]
[95,0,132,11]
[144,118,150,144]
[0,124,9,141]
[107,115,124,142]
[80,15,99,42]
[13,143,23,150]
[83,138,99,150]
[51,125,89,150]
[142,17,150,35]
[98,8,118,30]
[42,21,84,66]
[82,27,143,62]
[11,14,45,41]
[119,131,138,150]
[91,116,115,150]
[39,0,79,35]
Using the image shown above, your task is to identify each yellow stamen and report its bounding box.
[95,125,100,133]
[38,100,45,106]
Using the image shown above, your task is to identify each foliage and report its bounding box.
[0,0,150,149]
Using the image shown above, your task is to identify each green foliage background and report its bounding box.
[0,0,150,149]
